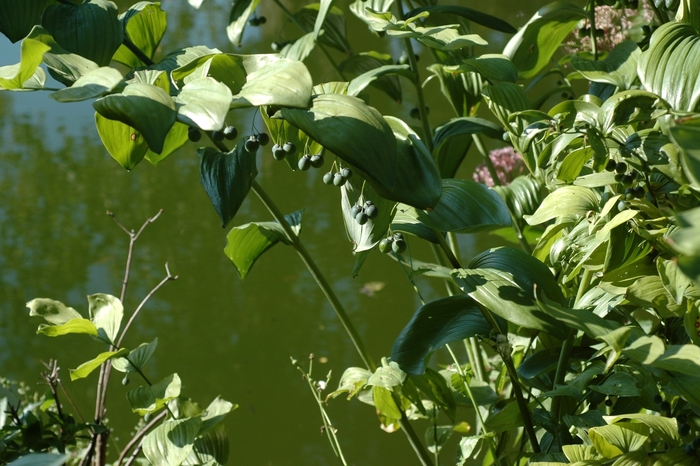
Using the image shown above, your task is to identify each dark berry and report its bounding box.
[212,130,225,142]
[686,443,696,456]
[223,125,238,140]
[283,142,296,154]
[680,423,691,436]
[310,154,324,168]
[392,238,407,253]
[298,155,311,171]
[660,401,671,412]
[350,204,362,218]
[272,144,286,160]
[249,17,260,26]
[605,398,613,407]
[605,159,617,172]
[188,127,201,142]
[340,168,352,179]
[410,108,420,119]
[258,16,267,24]
[614,173,624,182]
[692,437,700,449]
[333,173,347,187]
[245,137,260,153]
[365,204,378,219]
[615,162,628,174]
[379,238,392,253]
[355,211,369,225]
[257,132,270,146]
[653,394,663,404]
[322,172,334,185]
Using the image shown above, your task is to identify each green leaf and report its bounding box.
[88,293,123,344]
[231,58,312,109]
[327,366,372,400]
[224,210,302,279]
[638,22,700,112]
[279,31,317,62]
[606,413,680,447]
[27,25,99,86]
[171,53,246,96]
[372,386,401,419]
[7,453,69,466]
[367,359,405,390]
[175,77,233,131]
[626,275,684,318]
[261,108,323,170]
[341,174,394,253]
[144,121,189,165]
[597,90,669,134]
[95,113,149,170]
[49,66,123,103]
[484,401,523,432]
[481,82,530,129]
[37,318,98,337]
[524,186,600,225]
[670,124,700,191]
[349,0,394,29]
[0,0,51,43]
[452,268,567,338]
[199,145,258,228]
[200,396,237,434]
[492,175,547,222]
[296,4,352,55]
[69,348,129,381]
[0,37,49,90]
[391,295,492,375]
[93,82,176,155]
[445,54,518,84]
[652,344,700,376]
[127,373,182,416]
[341,51,402,102]
[667,375,700,409]
[112,2,167,69]
[27,298,82,325]
[503,2,587,79]
[226,0,260,46]
[658,257,691,304]
[391,207,442,244]
[41,0,123,67]
[590,372,641,397]
[142,417,202,466]
[589,423,648,459]
[347,64,414,100]
[536,294,620,339]
[401,179,511,233]
[623,335,666,365]
[314,0,332,39]
[408,368,456,420]
[406,5,516,34]
[281,94,399,198]
[432,117,503,178]
[425,425,453,454]
[189,423,229,465]
[112,338,158,373]
[571,40,640,89]
[428,62,483,118]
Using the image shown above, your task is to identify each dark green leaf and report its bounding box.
[492,175,547,222]
[190,423,229,465]
[590,373,641,397]
[41,0,123,67]
[446,54,518,84]
[144,121,189,165]
[428,63,483,117]
[408,368,456,420]
[536,294,620,339]
[341,52,403,102]
[49,66,123,102]
[127,373,181,416]
[112,2,167,69]
[598,90,669,134]
[0,0,51,43]
[392,295,492,375]
[112,338,158,373]
[481,82,530,130]
[484,401,523,432]
[347,64,414,100]
[224,210,302,278]
[199,145,258,228]
[432,117,503,178]
[571,40,640,89]
[27,25,99,86]
[406,5,516,34]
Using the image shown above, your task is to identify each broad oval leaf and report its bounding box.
[231,58,312,108]
[27,25,99,86]
[589,373,641,397]
[41,0,123,67]
[37,318,98,337]
[27,298,82,325]
[88,293,123,344]
[93,82,176,155]
[432,117,503,178]
[0,37,49,90]
[481,82,530,130]
[0,0,50,43]
[201,396,237,434]
[341,52,403,102]
[589,423,648,459]
[144,121,189,165]
[638,22,700,112]
[127,373,182,416]
[524,186,600,225]
[224,210,302,278]
[49,66,123,102]
[392,295,492,375]
[143,417,202,466]
[402,179,511,234]
[597,90,669,135]
[69,348,129,381]
[95,113,150,170]
[280,31,317,62]
[171,53,246,94]
[281,93,399,198]
[445,54,518,84]
[199,145,258,228]
[175,77,232,131]
[503,2,587,79]
[112,2,167,69]
[112,338,158,373]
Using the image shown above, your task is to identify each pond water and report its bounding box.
[0,0,553,464]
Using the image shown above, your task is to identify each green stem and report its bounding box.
[123,36,154,66]
[392,392,435,466]
[271,0,346,81]
[587,1,599,61]
[430,243,460,296]
[396,0,433,151]
[433,230,461,269]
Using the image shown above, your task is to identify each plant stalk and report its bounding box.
[587,1,599,61]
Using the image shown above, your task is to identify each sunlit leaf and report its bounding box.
[144,121,189,165]
[49,66,123,102]
[341,173,394,253]
[95,113,149,170]
[571,40,640,89]
[392,295,492,375]
[226,0,261,46]
[201,396,237,434]
[88,293,123,344]
[142,417,201,466]
[41,0,123,67]
[189,423,229,465]
[199,145,258,228]
[536,294,620,339]
[589,423,648,459]
[367,360,405,390]
[314,0,333,40]
[69,348,129,381]
[347,64,414,99]
[295,4,352,55]
[524,186,600,225]
[127,373,182,416]
[0,38,49,90]
[112,2,167,69]
[597,90,669,134]
[37,318,98,337]
[606,413,680,447]
[481,82,530,130]
[7,453,69,466]
[326,367,372,400]
[27,298,82,325]
[175,77,232,131]
[280,31,317,62]
[445,54,518,84]
[341,51,403,102]
[231,58,312,109]
[27,25,99,86]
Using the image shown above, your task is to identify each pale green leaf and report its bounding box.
[231,58,312,108]
[27,298,82,325]
[88,293,123,344]
[175,77,232,131]
[49,66,123,102]
[95,113,149,170]
[69,348,129,381]
[0,37,49,90]
[524,186,600,225]
[127,373,182,416]
[143,417,202,466]
[112,2,167,69]
[37,318,98,337]
[572,40,640,89]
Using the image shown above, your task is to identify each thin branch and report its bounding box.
[116,410,167,466]
[123,36,156,67]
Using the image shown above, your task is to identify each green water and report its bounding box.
[0,1,554,464]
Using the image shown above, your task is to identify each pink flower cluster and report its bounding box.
[473,146,526,187]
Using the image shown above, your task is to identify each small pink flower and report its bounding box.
[473,147,526,187]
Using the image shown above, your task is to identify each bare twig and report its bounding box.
[116,410,167,466]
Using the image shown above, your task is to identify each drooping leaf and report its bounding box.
[492,175,547,222]
[481,82,530,130]
[37,318,98,338]
[524,186,600,225]
[503,2,587,79]
[279,31,317,62]
[6,453,69,466]
[341,173,394,253]
[175,77,232,131]
[112,339,158,373]
[401,179,511,233]
[347,64,414,100]
[0,0,51,43]
[93,82,176,154]
[41,0,123,67]
[606,413,680,447]
[69,348,129,381]
[429,63,483,118]
[49,66,123,102]
[95,113,150,170]
[27,25,99,86]
[112,2,167,69]
[391,295,492,375]
[144,121,189,165]
[226,0,261,46]
[224,210,302,278]
[142,417,202,466]
[231,58,313,109]
[189,423,230,465]
[638,22,700,112]
[0,37,49,90]
[571,40,640,90]
[198,145,258,228]
[597,90,669,134]
[200,396,237,434]
[88,293,123,344]
[27,298,82,325]
[314,0,333,40]
[588,423,648,459]
[341,51,403,102]
[406,5,516,34]
[445,54,518,84]
[295,4,352,55]
[127,373,182,416]
[432,117,503,178]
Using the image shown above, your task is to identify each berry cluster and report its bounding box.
[248,15,266,26]
[379,233,407,254]
[272,142,296,161]
[605,159,646,206]
[188,125,239,143]
[323,167,353,187]
[350,200,378,225]
[244,132,269,153]
[297,153,324,171]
